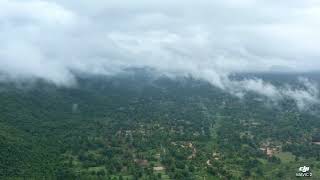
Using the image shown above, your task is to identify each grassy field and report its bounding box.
[275,152,295,163]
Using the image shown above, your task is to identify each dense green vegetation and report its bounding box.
[0,73,320,179]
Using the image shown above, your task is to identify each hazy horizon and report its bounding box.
[1,0,320,108]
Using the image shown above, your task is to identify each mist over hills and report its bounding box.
[1,0,320,85]
[1,0,320,179]
[2,69,319,112]
[1,0,320,112]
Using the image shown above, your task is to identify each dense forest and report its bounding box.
[0,72,320,179]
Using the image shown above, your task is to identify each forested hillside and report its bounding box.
[0,74,320,179]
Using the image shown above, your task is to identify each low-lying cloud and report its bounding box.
[0,0,320,109]
[227,78,319,110]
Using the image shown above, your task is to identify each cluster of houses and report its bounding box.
[259,142,281,157]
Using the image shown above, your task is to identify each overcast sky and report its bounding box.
[0,0,320,108]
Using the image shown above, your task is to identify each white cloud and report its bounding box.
[0,0,319,108]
